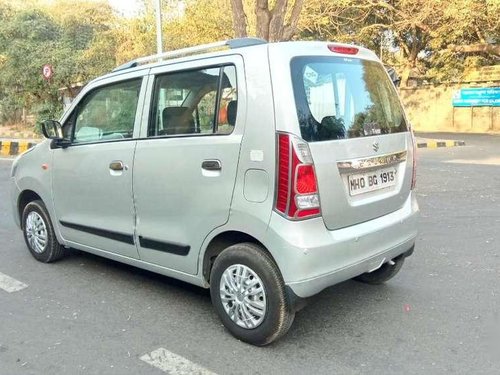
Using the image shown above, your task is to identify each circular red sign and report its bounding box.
[42,64,53,80]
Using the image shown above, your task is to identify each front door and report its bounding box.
[52,77,146,259]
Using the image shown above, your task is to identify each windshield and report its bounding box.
[291,56,408,142]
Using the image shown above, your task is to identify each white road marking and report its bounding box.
[0,158,14,161]
[0,272,28,293]
[140,348,217,375]
[446,157,500,166]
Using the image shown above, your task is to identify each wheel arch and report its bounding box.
[201,230,277,284]
[18,190,43,229]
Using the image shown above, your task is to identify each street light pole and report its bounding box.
[155,0,163,54]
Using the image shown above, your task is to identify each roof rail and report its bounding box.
[113,37,267,72]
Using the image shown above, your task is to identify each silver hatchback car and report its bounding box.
[10,38,418,346]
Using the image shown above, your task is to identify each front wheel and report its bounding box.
[210,243,294,346]
[22,200,65,263]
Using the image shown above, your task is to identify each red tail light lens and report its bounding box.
[275,133,320,220]
[276,134,291,213]
[296,165,317,194]
[328,45,359,55]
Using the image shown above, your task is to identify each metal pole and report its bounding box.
[380,32,383,63]
[155,0,163,54]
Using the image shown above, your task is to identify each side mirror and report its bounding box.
[42,120,71,149]
[41,120,63,139]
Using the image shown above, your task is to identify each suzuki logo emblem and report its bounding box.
[372,141,380,152]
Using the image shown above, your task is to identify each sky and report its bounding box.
[107,0,185,19]
[108,0,143,17]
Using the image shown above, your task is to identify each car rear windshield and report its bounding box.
[291,56,408,142]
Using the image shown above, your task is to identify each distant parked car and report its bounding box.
[11,38,418,345]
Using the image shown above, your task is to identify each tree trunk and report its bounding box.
[230,0,247,38]
[400,64,412,87]
[232,0,304,42]
[268,0,287,41]
[282,0,304,41]
[255,0,271,41]
[447,43,500,55]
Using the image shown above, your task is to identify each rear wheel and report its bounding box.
[210,243,294,346]
[354,256,405,285]
[22,200,65,263]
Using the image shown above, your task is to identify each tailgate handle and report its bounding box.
[337,150,407,173]
[202,160,221,171]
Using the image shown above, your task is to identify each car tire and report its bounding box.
[22,200,65,263]
[210,242,294,346]
[354,255,405,285]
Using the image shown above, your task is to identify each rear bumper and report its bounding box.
[287,239,415,301]
[265,191,419,298]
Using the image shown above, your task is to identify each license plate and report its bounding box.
[348,167,397,196]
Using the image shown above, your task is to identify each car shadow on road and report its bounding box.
[59,248,409,350]
[62,248,211,299]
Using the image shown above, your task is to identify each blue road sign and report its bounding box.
[452,87,500,107]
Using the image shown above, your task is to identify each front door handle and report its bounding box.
[202,160,222,171]
[109,161,127,171]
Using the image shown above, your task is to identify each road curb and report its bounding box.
[0,140,38,156]
[416,139,466,149]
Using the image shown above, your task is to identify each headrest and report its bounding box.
[163,106,190,119]
[319,116,345,140]
[162,107,194,135]
[227,100,237,126]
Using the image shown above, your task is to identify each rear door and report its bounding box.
[133,57,244,275]
[289,55,414,230]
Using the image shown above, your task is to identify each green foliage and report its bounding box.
[32,100,63,134]
[298,0,499,86]
[165,0,234,50]
[0,0,117,126]
[1,0,499,129]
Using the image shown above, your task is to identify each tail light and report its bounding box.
[410,129,417,189]
[275,133,320,220]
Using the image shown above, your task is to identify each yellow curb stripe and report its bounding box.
[417,139,466,149]
[0,140,11,156]
[0,141,37,155]
[18,141,30,153]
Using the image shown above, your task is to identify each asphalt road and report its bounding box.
[1,133,499,375]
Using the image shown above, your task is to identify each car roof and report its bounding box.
[91,39,379,85]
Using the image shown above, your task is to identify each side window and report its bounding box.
[73,79,142,143]
[218,66,237,134]
[149,65,237,137]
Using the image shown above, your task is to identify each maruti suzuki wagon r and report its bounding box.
[10,38,418,346]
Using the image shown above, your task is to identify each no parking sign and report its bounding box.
[42,64,53,80]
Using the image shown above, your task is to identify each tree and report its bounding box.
[298,0,499,85]
[0,0,118,125]
[426,0,500,82]
[230,0,304,41]
[165,0,234,50]
[299,0,444,86]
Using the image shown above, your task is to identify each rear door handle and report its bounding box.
[202,160,221,171]
[109,161,127,171]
